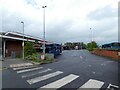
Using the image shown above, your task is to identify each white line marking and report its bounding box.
[17,67,43,74]
[80,56,83,59]
[79,79,104,89]
[10,63,33,68]
[22,68,52,78]
[92,72,96,74]
[88,65,91,67]
[40,74,79,88]
[107,84,119,89]
[27,71,63,85]
[13,65,36,70]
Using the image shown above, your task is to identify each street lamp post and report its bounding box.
[90,28,93,50]
[21,21,24,60]
[42,6,47,59]
[90,28,92,42]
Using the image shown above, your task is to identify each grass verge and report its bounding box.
[25,53,56,64]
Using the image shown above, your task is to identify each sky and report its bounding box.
[1,0,119,45]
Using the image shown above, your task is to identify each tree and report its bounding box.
[24,42,36,57]
[87,41,98,51]
[82,43,87,49]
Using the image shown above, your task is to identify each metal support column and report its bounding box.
[3,39,6,59]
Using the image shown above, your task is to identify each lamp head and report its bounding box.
[21,21,24,23]
[42,6,47,8]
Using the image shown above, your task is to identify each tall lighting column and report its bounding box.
[90,28,92,42]
[21,21,24,60]
[42,6,47,59]
[90,28,92,49]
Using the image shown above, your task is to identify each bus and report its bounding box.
[45,44,62,57]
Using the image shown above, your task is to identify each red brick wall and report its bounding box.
[6,40,22,57]
[92,49,120,60]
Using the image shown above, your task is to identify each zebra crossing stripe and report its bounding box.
[10,63,33,68]
[22,68,52,78]
[27,71,63,85]
[39,74,79,89]
[13,65,36,70]
[17,67,43,74]
[79,79,104,89]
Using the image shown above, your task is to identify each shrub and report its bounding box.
[25,53,55,64]
[24,42,36,57]
[87,41,98,51]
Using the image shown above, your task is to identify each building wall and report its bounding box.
[6,40,22,57]
[92,49,120,60]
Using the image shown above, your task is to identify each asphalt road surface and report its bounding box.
[2,50,120,89]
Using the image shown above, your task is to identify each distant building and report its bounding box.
[102,42,120,50]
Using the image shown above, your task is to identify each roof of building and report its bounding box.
[0,31,53,44]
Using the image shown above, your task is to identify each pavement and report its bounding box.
[2,50,120,89]
[1,58,38,69]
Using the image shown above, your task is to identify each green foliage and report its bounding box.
[64,42,74,49]
[24,42,36,57]
[16,54,22,58]
[25,53,55,64]
[87,41,98,51]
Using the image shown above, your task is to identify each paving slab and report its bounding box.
[1,58,35,69]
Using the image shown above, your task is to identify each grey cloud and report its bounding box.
[1,0,118,44]
[88,5,117,20]
[45,20,92,43]
[2,9,42,37]
[33,17,117,44]
[45,20,74,43]
[25,0,37,6]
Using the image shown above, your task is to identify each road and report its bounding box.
[2,50,120,89]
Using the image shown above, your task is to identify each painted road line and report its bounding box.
[107,84,119,89]
[17,67,43,74]
[27,71,63,85]
[13,65,36,70]
[22,68,52,78]
[79,79,104,89]
[40,74,79,88]
[10,63,33,68]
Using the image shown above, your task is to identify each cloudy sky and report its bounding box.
[1,0,119,45]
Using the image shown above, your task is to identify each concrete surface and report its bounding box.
[2,50,120,89]
[2,58,34,68]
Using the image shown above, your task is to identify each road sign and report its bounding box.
[41,54,45,60]
[118,52,120,56]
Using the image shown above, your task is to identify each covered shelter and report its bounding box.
[0,31,51,59]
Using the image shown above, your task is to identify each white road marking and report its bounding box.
[13,65,36,70]
[27,71,63,85]
[88,65,91,67]
[101,63,106,66]
[80,56,83,59]
[22,68,52,78]
[92,72,96,74]
[17,67,43,74]
[78,79,104,89]
[107,84,119,89]
[10,63,33,68]
[40,74,79,89]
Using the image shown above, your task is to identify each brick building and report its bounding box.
[0,32,51,58]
